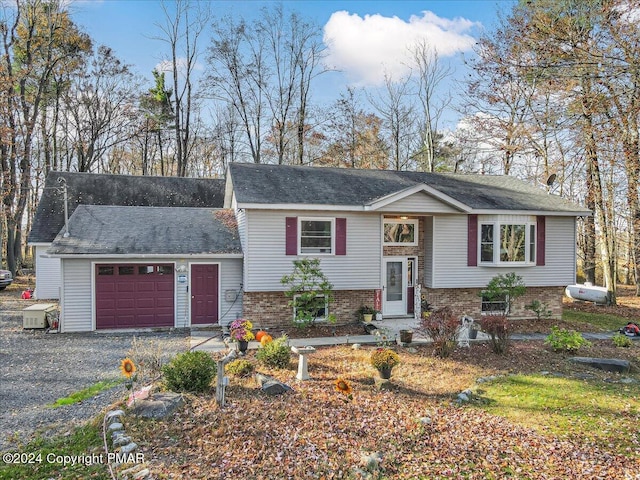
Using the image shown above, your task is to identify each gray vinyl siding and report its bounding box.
[217,258,243,327]
[377,192,460,213]
[35,245,61,300]
[60,259,93,332]
[235,206,247,251]
[424,216,434,287]
[175,260,188,328]
[244,209,381,291]
[235,206,248,289]
[431,215,577,288]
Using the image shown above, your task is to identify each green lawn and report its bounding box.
[0,421,108,480]
[562,309,628,331]
[475,373,640,450]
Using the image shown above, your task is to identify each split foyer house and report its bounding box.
[30,163,590,333]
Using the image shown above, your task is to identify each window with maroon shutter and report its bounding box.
[287,217,346,255]
[477,216,539,265]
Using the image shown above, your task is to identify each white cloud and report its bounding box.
[323,10,480,86]
[155,58,203,77]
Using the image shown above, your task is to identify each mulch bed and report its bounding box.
[130,338,640,479]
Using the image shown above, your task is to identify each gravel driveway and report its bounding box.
[0,294,189,452]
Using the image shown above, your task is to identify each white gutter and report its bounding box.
[44,253,244,259]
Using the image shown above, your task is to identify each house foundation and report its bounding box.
[242,285,564,329]
[242,289,377,329]
[422,286,564,320]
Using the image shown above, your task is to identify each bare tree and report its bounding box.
[207,5,325,165]
[368,72,414,171]
[63,46,139,172]
[409,41,452,172]
[207,16,266,163]
[155,0,209,177]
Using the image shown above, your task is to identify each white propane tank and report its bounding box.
[565,283,610,305]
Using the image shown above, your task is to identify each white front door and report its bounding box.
[383,257,407,316]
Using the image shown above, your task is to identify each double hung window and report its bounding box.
[300,218,333,254]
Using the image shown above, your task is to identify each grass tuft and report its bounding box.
[50,379,121,408]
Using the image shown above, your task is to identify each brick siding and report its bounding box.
[243,285,564,329]
[243,289,378,329]
[422,286,564,320]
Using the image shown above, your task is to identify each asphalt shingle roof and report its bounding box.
[47,206,241,256]
[29,172,225,243]
[229,163,590,214]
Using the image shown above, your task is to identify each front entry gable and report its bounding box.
[366,185,470,214]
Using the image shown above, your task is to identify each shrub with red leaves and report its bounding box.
[480,314,510,354]
[417,306,460,358]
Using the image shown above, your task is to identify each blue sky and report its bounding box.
[69,0,515,125]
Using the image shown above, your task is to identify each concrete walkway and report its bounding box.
[189,319,620,353]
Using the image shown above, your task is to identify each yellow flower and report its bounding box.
[370,348,400,370]
[120,358,136,378]
[334,378,352,396]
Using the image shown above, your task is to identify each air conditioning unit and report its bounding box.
[23,303,57,329]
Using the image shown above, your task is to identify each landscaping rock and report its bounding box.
[255,373,293,396]
[105,409,125,422]
[132,469,151,480]
[360,451,383,472]
[108,422,124,431]
[120,465,150,479]
[569,357,631,373]
[363,323,378,334]
[113,435,132,447]
[130,392,184,419]
[476,375,503,384]
[120,441,138,454]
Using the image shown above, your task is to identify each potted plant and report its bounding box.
[369,348,400,379]
[399,329,413,344]
[229,319,255,353]
[357,305,377,323]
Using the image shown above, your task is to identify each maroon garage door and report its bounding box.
[95,264,174,329]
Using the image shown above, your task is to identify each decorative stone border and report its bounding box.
[103,409,151,480]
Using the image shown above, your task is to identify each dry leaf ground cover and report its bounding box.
[127,338,640,480]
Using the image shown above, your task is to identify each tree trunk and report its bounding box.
[583,100,616,304]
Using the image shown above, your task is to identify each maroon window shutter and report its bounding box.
[335,218,347,255]
[536,216,546,266]
[467,215,478,267]
[285,217,297,255]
